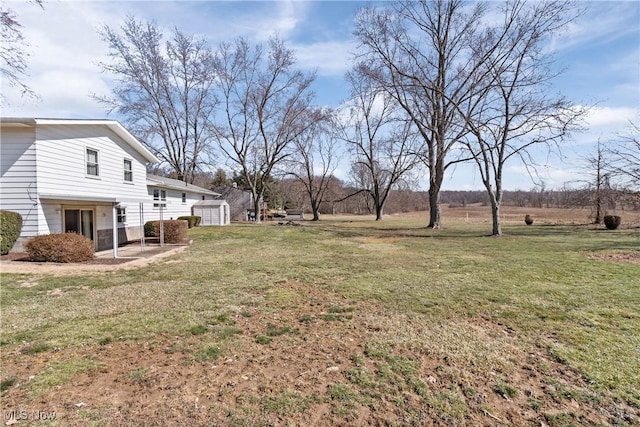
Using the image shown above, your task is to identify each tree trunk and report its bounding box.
[427,187,441,229]
[312,207,320,221]
[375,203,383,221]
[486,183,502,236]
[490,198,502,236]
[594,191,602,224]
[251,189,262,223]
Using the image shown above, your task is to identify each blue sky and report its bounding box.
[1,0,638,191]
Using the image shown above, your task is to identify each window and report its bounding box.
[123,159,133,182]
[153,189,166,208]
[202,195,205,200]
[181,192,186,203]
[116,207,126,223]
[86,148,99,177]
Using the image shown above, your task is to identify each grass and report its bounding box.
[29,358,104,398]
[1,212,639,415]
[261,389,317,416]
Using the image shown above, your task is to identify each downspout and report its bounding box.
[139,202,145,253]
[112,203,119,258]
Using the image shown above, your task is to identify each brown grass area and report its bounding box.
[2,280,630,426]
[399,204,640,227]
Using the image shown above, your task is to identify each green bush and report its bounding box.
[604,215,621,230]
[177,216,201,228]
[144,221,158,237]
[0,210,23,254]
[24,233,94,263]
[153,220,188,243]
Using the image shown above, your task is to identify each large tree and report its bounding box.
[212,36,316,221]
[339,68,421,221]
[285,108,341,221]
[1,0,43,103]
[354,0,485,228]
[461,0,585,236]
[97,17,217,183]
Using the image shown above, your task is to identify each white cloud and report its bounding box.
[209,1,310,42]
[1,1,118,116]
[551,2,639,52]
[585,106,638,128]
[294,40,356,76]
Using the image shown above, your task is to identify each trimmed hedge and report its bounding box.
[604,215,621,230]
[144,221,158,237]
[0,210,23,255]
[153,220,188,243]
[177,215,202,228]
[24,233,94,263]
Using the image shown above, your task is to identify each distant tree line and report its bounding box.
[173,168,640,221]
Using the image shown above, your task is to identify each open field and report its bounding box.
[1,207,639,426]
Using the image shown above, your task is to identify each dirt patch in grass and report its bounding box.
[585,250,640,265]
[1,281,635,426]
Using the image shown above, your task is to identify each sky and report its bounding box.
[1,0,638,191]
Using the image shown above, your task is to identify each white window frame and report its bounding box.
[153,188,167,208]
[116,206,127,224]
[123,158,133,182]
[86,148,100,178]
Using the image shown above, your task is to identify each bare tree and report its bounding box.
[285,108,341,220]
[339,69,421,221]
[212,36,316,221]
[1,0,43,103]
[577,139,615,224]
[354,0,485,228]
[461,0,585,236]
[97,17,217,183]
[609,122,640,190]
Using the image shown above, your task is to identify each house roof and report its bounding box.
[193,200,229,207]
[0,118,159,163]
[147,174,220,196]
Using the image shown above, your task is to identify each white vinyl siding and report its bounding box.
[35,124,150,201]
[147,187,210,219]
[0,126,39,249]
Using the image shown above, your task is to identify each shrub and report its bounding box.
[524,214,533,225]
[24,233,94,263]
[153,220,187,243]
[0,210,23,254]
[177,215,201,228]
[603,215,621,230]
[144,221,158,237]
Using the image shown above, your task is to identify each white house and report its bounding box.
[147,174,219,219]
[0,118,227,254]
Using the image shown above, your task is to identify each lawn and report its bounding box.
[1,208,639,426]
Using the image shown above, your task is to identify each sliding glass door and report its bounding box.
[64,208,95,241]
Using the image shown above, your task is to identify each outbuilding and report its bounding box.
[192,200,230,226]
